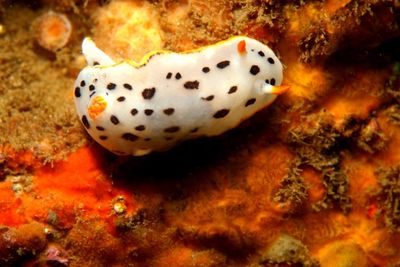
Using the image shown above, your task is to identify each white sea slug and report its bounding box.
[74,36,288,156]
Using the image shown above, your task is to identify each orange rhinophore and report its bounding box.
[88,96,107,119]
[237,40,247,54]
[271,85,290,95]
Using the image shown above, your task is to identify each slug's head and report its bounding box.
[74,65,112,121]
[74,38,117,130]
[236,38,287,98]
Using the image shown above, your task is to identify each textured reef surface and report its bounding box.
[0,0,399,266]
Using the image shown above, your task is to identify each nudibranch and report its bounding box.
[74,36,288,156]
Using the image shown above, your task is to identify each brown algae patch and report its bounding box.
[284,111,352,213]
[376,166,400,231]
[0,6,86,164]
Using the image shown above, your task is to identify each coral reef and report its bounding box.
[0,0,399,266]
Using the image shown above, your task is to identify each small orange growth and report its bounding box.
[237,40,247,54]
[367,203,378,219]
[34,11,72,52]
[88,96,108,119]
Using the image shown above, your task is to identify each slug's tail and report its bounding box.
[82,38,115,66]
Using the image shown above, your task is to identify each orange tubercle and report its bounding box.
[88,96,107,119]
[237,40,247,54]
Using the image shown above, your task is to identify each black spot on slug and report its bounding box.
[216,60,230,69]
[202,67,210,73]
[144,109,154,116]
[164,126,180,133]
[131,108,138,116]
[267,57,275,64]
[107,83,116,90]
[184,80,199,90]
[166,72,172,79]
[89,85,95,91]
[74,87,81,97]
[117,96,126,102]
[96,126,105,131]
[201,95,214,101]
[142,87,156,99]
[123,83,132,90]
[213,109,230,119]
[110,115,119,125]
[270,78,276,85]
[121,133,139,142]
[163,108,174,115]
[245,98,256,107]
[81,115,90,129]
[80,80,86,87]
[258,51,265,57]
[175,72,182,79]
[250,65,260,75]
[228,86,237,94]
[135,125,145,131]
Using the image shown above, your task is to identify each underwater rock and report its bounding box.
[317,240,369,267]
[260,234,318,266]
[0,222,47,266]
